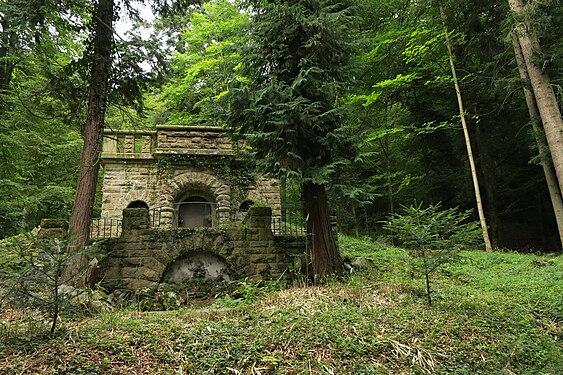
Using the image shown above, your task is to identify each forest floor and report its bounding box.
[0,236,561,374]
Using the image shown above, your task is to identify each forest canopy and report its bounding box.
[0,0,562,251]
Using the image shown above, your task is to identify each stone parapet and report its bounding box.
[97,207,306,290]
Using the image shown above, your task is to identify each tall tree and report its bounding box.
[229,0,357,274]
[511,33,563,249]
[69,0,115,246]
[440,4,492,251]
[508,0,563,195]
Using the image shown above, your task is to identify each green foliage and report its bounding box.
[384,202,483,304]
[384,202,483,252]
[0,237,98,336]
[2,239,562,373]
[155,0,247,125]
[228,0,358,183]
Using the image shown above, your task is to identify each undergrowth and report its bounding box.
[0,235,560,374]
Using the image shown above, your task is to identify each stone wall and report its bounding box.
[97,207,305,290]
[100,126,281,226]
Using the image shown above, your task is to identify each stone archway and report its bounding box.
[159,171,232,226]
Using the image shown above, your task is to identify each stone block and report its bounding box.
[255,263,271,274]
[258,228,274,241]
[249,254,277,264]
[124,278,157,290]
[37,227,67,239]
[40,218,69,230]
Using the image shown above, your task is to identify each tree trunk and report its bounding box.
[0,17,17,109]
[440,4,493,252]
[512,32,563,249]
[303,181,344,275]
[473,122,499,248]
[508,0,563,195]
[69,0,114,247]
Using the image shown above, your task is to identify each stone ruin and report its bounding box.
[96,207,305,290]
[98,125,282,231]
[83,125,310,289]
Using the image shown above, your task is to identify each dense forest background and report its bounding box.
[1,0,561,251]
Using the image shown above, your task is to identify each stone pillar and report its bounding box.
[103,136,118,154]
[243,206,274,241]
[122,208,150,233]
[124,135,135,153]
[330,216,339,250]
[38,219,69,239]
[141,135,152,154]
[158,207,175,228]
[217,206,231,226]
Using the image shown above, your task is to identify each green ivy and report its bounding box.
[154,154,257,206]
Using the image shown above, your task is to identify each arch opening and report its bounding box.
[127,200,149,210]
[176,196,214,228]
[160,252,233,283]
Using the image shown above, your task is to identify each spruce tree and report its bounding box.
[228,0,356,274]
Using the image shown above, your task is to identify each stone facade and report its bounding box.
[97,207,305,290]
[100,126,281,229]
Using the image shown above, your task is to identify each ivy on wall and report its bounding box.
[154,154,257,208]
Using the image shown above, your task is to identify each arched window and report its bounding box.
[239,200,254,212]
[127,200,149,210]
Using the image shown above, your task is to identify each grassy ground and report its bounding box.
[0,236,561,374]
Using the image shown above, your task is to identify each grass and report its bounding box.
[0,235,561,374]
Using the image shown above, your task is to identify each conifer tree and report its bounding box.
[228,0,356,274]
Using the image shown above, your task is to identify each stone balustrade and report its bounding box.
[102,126,244,159]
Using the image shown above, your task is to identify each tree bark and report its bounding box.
[69,0,114,248]
[0,17,17,109]
[508,0,563,196]
[303,181,344,275]
[512,32,563,249]
[440,4,493,252]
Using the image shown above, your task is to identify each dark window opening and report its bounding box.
[239,200,254,212]
[127,200,149,210]
[177,196,213,228]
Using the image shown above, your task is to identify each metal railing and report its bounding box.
[271,215,307,236]
[149,207,163,228]
[90,218,122,239]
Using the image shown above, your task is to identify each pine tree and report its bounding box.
[228,0,356,274]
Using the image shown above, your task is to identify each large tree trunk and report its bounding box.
[0,17,17,108]
[302,181,344,275]
[512,32,563,249]
[508,0,563,196]
[440,4,493,252]
[69,0,114,248]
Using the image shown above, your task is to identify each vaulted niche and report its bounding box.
[177,196,214,228]
[160,252,233,283]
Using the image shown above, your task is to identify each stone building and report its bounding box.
[98,125,282,234]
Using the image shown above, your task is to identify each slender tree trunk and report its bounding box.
[70,0,114,246]
[440,5,493,252]
[508,0,563,195]
[472,107,499,248]
[303,181,344,275]
[352,206,359,237]
[512,32,563,249]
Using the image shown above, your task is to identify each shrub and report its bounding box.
[384,202,482,305]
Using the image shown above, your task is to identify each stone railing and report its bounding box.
[102,126,244,159]
[102,129,156,159]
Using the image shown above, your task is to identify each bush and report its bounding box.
[384,202,482,305]
[0,237,99,336]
